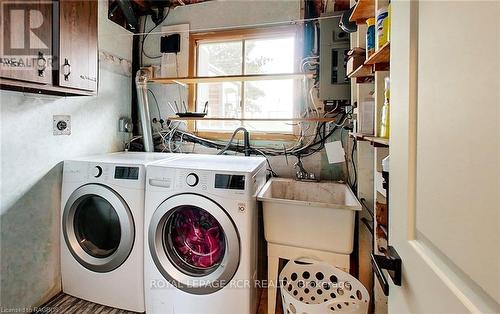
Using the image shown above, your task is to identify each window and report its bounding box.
[190,28,299,136]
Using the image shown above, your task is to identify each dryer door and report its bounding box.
[63,184,134,272]
[149,193,240,295]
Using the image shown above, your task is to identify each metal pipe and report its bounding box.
[243,129,250,156]
[135,69,154,152]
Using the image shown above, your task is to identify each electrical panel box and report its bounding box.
[319,13,350,101]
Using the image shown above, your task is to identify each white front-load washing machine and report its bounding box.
[60,152,182,312]
[144,154,267,314]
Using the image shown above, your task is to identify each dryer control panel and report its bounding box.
[62,160,145,190]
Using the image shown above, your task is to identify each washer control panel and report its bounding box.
[176,170,209,191]
[186,173,199,187]
[147,166,267,198]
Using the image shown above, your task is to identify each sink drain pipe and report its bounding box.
[135,69,154,152]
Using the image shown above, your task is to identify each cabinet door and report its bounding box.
[0,0,52,84]
[58,0,97,91]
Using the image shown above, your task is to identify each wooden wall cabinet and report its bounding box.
[0,0,53,84]
[57,0,98,92]
[0,0,98,96]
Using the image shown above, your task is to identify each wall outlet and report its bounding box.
[119,117,133,133]
[53,115,71,135]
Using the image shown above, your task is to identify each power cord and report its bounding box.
[141,7,171,64]
[147,89,162,119]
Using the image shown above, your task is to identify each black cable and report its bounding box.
[252,148,278,177]
[147,89,162,119]
[293,108,352,157]
[351,138,358,189]
[130,108,354,161]
[141,7,171,64]
[340,127,351,186]
[294,116,344,157]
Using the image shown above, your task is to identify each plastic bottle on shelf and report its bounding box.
[387,2,391,42]
[376,7,389,49]
[380,77,390,138]
[366,18,376,58]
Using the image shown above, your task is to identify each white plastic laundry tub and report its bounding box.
[257,178,361,254]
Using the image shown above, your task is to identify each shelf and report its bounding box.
[365,136,389,147]
[349,0,375,24]
[365,42,390,66]
[168,116,339,122]
[149,73,312,85]
[348,64,374,83]
[348,44,390,82]
[348,64,373,78]
[349,132,367,140]
[350,132,389,147]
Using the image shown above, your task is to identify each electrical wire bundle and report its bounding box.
[130,51,357,189]
[128,107,350,161]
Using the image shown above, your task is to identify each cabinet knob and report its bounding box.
[37,52,47,77]
[63,58,71,81]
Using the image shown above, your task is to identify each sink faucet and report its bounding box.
[294,157,317,181]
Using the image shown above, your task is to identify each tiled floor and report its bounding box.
[35,294,139,314]
[37,290,281,314]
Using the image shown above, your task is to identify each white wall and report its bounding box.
[0,0,133,309]
[142,0,302,67]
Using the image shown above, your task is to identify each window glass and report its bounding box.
[244,37,295,74]
[196,82,242,131]
[243,80,294,132]
[197,41,243,76]
[195,33,296,133]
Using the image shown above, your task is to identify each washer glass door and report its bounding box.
[166,205,226,276]
[63,184,134,273]
[149,194,240,295]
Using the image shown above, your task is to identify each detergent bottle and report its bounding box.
[380,77,390,138]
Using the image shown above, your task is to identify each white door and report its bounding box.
[389,1,500,313]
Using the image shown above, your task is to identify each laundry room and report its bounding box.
[1,1,499,314]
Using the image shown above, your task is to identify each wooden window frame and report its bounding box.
[187,26,303,141]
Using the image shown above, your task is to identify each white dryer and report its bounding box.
[60,152,182,312]
[144,154,267,314]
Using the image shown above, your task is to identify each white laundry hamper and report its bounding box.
[279,260,369,314]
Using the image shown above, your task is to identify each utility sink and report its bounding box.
[257,178,361,254]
